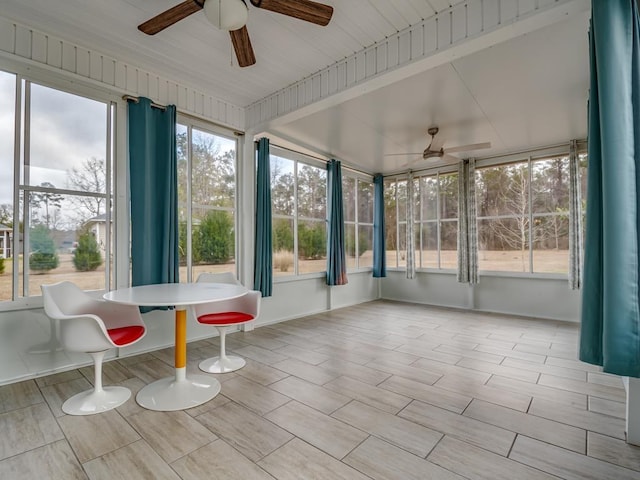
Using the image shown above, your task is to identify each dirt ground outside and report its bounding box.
[0,249,569,302]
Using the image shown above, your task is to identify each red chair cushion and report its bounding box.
[107,325,145,346]
[197,311,254,326]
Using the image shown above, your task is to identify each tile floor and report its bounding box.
[0,300,639,479]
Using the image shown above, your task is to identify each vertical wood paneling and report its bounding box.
[31,33,47,63]
[451,4,468,43]
[355,53,366,82]
[346,58,356,86]
[467,1,484,36]
[76,49,90,77]
[114,61,126,90]
[125,65,137,93]
[89,53,102,81]
[387,36,399,68]
[376,44,387,74]
[46,39,63,69]
[518,0,538,16]
[501,0,519,22]
[0,18,16,54]
[411,25,424,60]
[365,48,376,78]
[483,0,501,30]
[328,67,337,95]
[437,13,452,49]
[424,18,438,54]
[0,17,244,130]
[398,32,411,64]
[312,74,321,101]
[14,26,31,59]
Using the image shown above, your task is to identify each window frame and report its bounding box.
[270,146,328,280]
[343,171,374,272]
[176,114,239,284]
[0,69,117,309]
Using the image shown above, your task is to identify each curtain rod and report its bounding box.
[122,95,245,136]
[122,94,166,110]
[269,142,373,178]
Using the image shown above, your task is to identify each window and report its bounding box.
[271,150,326,276]
[176,120,237,283]
[385,172,459,270]
[0,71,114,303]
[343,174,374,270]
[476,155,574,273]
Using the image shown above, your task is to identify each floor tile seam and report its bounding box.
[508,433,640,475]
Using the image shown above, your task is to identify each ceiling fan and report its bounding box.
[386,127,491,167]
[138,0,334,68]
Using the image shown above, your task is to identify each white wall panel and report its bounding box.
[0,16,244,130]
[381,271,581,322]
[246,0,581,129]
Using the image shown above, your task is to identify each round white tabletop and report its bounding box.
[103,282,247,307]
[103,282,248,411]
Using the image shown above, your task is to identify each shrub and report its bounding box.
[273,219,294,252]
[298,223,326,259]
[193,210,234,264]
[0,257,4,274]
[346,231,370,257]
[273,249,293,272]
[73,233,103,271]
[29,225,59,273]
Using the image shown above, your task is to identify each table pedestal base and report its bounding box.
[136,372,221,411]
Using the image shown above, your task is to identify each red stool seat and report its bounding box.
[197,312,254,326]
[108,325,146,346]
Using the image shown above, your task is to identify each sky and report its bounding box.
[0,70,107,206]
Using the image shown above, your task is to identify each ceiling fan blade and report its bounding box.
[250,0,333,26]
[443,142,491,154]
[138,0,203,35]
[230,26,256,67]
[384,152,423,157]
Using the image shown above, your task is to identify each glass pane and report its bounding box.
[440,220,458,269]
[420,176,438,221]
[343,176,356,222]
[478,217,530,272]
[271,155,295,216]
[28,83,107,191]
[358,224,373,268]
[273,217,294,277]
[176,123,188,213]
[440,173,458,219]
[21,193,108,297]
[345,223,357,270]
[191,207,235,276]
[357,180,374,224]
[531,157,569,214]
[396,180,408,221]
[533,214,569,273]
[420,221,438,268]
[297,164,326,220]
[476,162,529,218]
[0,71,15,301]
[191,128,236,209]
[384,180,397,268]
[298,220,326,274]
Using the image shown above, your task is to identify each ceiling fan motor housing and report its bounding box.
[203,0,248,31]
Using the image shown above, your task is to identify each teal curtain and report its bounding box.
[128,97,178,297]
[373,173,386,277]
[580,0,640,376]
[326,159,347,285]
[254,138,272,297]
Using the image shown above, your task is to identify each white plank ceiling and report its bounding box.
[0,0,590,174]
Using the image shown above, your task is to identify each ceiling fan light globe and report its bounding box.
[204,0,248,31]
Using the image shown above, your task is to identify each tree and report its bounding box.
[273,218,293,252]
[29,224,59,272]
[193,210,234,264]
[30,182,63,229]
[0,204,12,227]
[67,157,107,222]
[73,232,103,271]
[298,222,325,259]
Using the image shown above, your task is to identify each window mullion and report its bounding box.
[528,156,533,273]
[436,172,441,269]
[293,160,299,275]
[186,125,193,282]
[11,76,22,301]
[22,80,31,297]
